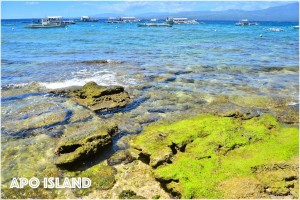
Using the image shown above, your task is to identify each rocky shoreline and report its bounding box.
[1,81,299,199]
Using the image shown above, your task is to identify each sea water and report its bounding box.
[2,19,298,93]
[1,19,299,134]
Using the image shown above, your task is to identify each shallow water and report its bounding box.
[1,18,299,198]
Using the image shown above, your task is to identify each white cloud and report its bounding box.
[25,2,39,5]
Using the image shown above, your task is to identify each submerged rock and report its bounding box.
[202,102,261,120]
[54,120,118,167]
[80,59,123,65]
[50,81,131,112]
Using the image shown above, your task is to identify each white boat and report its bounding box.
[80,16,99,22]
[25,16,67,28]
[107,16,139,23]
[293,25,299,29]
[150,18,157,22]
[107,17,123,23]
[120,17,139,23]
[235,19,259,26]
[166,17,199,25]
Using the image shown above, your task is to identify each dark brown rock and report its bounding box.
[50,81,131,112]
[54,120,118,167]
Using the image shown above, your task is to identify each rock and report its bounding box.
[130,114,298,198]
[272,106,299,124]
[252,160,299,198]
[54,120,118,167]
[80,59,123,65]
[118,190,146,199]
[219,178,265,199]
[1,102,69,138]
[69,165,117,197]
[107,150,134,166]
[50,82,131,112]
[202,102,261,120]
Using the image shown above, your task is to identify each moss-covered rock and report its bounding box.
[68,164,117,197]
[130,114,299,198]
[50,81,131,112]
[54,120,118,167]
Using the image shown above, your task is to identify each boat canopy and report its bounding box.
[47,16,62,19]
[120,17,136,20]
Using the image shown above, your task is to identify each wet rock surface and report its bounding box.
[50,81,131,112]
[1,77,299,199]
[202,102,261,119]
[107,150,134,166]
[54,120,117,168]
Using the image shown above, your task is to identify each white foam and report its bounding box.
[39,74,119,89]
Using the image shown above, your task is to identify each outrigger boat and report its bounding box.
[107,16,139,23]
[137,23,172,27]
[25,16,67,28]
[166,17,199,25]
[235,19,259,26]
[80,16,99,22]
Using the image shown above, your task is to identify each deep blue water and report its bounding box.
[1,19,299,95]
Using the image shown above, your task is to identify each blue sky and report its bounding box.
[2,1,296,19]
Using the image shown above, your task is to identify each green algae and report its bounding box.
[131,114,299,198]
[64,164,117,197]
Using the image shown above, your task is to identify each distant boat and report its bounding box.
[107,16,139,23]
[166,17,199,25]
[25,16,67,28]
[235,19,259,26]
[107,17,123,23]
[293,25,299,29]
[80,16,99,22]
[150,18,157,22]
[137,23,172,27]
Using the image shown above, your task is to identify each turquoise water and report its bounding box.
[1,19,299,99]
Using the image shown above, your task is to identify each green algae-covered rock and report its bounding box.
[54,120,118,167]
[130,114,299,198]
[67,164,117,197]
[50,81,131,112]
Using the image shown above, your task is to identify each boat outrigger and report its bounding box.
[25,16,67,28]
[137,23,172,27]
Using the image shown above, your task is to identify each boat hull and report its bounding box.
[137,23,172,27]
[25,24,67,28]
